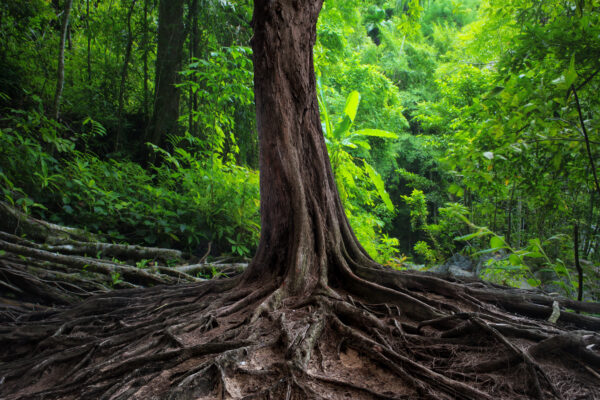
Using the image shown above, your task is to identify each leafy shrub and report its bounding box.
[0,107,260,257]
[317,84,401,263]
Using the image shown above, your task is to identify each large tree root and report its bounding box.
[1,262,599,400]
[0,227,244,317]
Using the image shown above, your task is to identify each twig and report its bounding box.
[572,85,600,199]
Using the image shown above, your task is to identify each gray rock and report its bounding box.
[428,254,477,278]
[446,253,474,271]
[448,264,476,278]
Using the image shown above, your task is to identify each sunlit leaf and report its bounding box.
[343,91,360,122]
[353,129,398,138]
[363,161,393,212]
[490,236,506,249]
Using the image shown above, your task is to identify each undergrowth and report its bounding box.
[0,103,401,262]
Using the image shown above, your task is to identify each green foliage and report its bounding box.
[414,241,436,264]
[179,46,254,161]
[136,259,151,269]
[402,189,470,263]
[454,217,594,298]
[401,189,427,230]
[318,84,401,263]
[0,106,260,257]
[196,266,227,280]
[2,0,599,299]
[110,272,123,287]
[405,0,600,299]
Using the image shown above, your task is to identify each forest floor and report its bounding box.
[1,202,600,399]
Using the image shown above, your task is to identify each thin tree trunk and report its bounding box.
[506,184,516,246]
[187,0,200,137]
[572,85,600,199]
[583,192,594,255]
[517,198,522,248]
[147,0,186,148]
[53,0,74,121]
[142,0,150,121]
[573,223,583,303]
[86,0,91,82]
[116,0,138,151]
[492,196,497,232]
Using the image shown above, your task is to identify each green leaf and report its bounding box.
[353,140,371,150]
[333,116,352,139]
[455,229,491,241]
[527,278,541,287]
[353,129,398,139]
[363,161,394,212]
[343,91,360,122]
[485,86,504,99]
[565,54,577,88]
[448,183,464,197]
[509,253,522,266]
[490,236,505,249]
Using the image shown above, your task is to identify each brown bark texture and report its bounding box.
[52,0,73,121]
[116,0,139,151]
[148,0,186,147]
[1,1,600,399]
[245,0,377,296]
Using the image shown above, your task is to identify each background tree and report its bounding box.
[115,0,138,151]
[52,0,74,120]
[147,0,186,147]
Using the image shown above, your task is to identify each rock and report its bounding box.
[448,264,475,278]
[446,253,475,272]
[428,254,476,278]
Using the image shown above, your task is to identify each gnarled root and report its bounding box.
[1,264,599,400]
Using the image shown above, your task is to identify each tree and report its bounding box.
[1,0,599,398]
[147,0,186,147]
[52,0,74,120]
[116,0,138,151]
[245,0,381,297]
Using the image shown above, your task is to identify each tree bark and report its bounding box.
[116,0,138,151]
[187,0,201,137]
[244,0,376,297]
[86,0,91,83]
[142,0,150,122]
[573,223,583,302]
[147,0,185,147]
[52,0,73,121]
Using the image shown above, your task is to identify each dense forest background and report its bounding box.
[1,0,599,300]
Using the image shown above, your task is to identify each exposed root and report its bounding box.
[1,256,599,399]
[0,230,247,317]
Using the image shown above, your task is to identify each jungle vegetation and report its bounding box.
[1,0,600,399]
[1,0,599,299]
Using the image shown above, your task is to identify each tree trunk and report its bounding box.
[187,0,201,137]
[573,223,583,302]
[506,183,516,246]
[52,0,73,121]
[244,0,376,297]
[147,0,185,147]
[86,0,91,83]
[116,0,138,151]
[142,0,150,122]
